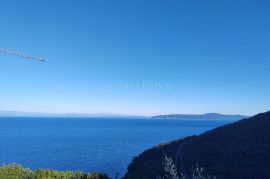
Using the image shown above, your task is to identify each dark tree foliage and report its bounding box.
[123,139,185,179]
[177,111,270,179]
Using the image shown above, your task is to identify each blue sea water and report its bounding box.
[0,117,233,177]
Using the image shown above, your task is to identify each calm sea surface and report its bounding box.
[0,117,233,177]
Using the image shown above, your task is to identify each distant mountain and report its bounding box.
[0,110,46,117]
[125,111,270,179]
[0,110,144,118]
[153,113,248,120]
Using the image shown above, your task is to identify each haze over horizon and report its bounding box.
[0,109,249,117]
[1,0,270,116]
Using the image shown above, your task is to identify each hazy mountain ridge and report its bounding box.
[153,113,248,120]
[0,110,247,120]
[0,110,144,118]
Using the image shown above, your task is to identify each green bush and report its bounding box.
[0,164,109,179]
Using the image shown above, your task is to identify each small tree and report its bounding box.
[158,156,216,179]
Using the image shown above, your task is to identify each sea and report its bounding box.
[0,117,233,178]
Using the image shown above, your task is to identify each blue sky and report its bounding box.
[0,0,269,116]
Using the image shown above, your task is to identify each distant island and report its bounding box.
[153,113,248,120]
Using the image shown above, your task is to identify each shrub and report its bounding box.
[0,164,109,179]
[159,156,216,179]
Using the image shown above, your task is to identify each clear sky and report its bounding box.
[0,0,269,116]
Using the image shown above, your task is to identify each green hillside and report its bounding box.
[125,111,270,179]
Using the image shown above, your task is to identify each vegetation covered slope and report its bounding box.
[123,139,186,179]
[177,111,270,179]
[125,111,270,179]
[0,164,109,179]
